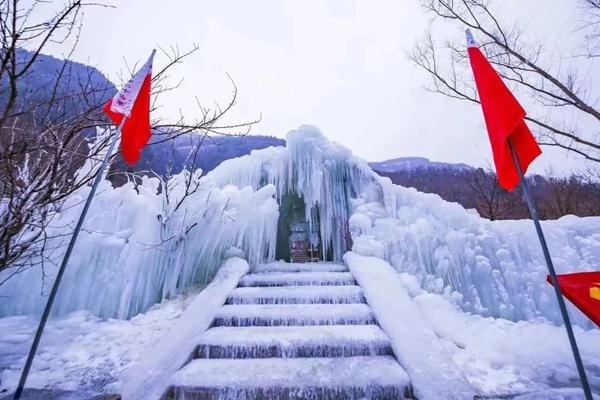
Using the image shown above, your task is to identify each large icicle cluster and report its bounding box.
[205,125,600,328]
[349,185,600,328]
[0,151,279,320]
[0,125,381,319]
[1,125,599,328]
[208,126,385,261]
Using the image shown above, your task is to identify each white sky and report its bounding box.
[38,0,595,173]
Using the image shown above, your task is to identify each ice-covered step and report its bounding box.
[166,356,413,400]
[211,304,376,327]
[253,262,348,273]
[196,325,393,358]
[225,285,366,305]
[239,272,356,287]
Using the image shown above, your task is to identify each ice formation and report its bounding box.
[1,125,599,329]
[0,141,279,319]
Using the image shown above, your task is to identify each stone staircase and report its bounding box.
[163,262,414,399]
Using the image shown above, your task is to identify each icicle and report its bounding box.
[2,124,595,328]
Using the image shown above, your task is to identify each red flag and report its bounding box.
[547,272,600,327]
[466,30,541,191]
[103,50,155,165]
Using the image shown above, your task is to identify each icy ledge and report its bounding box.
[344,252,476,400]
[120,257,249,400]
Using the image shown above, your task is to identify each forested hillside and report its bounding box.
[373,161,599,220]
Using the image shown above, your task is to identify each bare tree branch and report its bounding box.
[0,1,259,277]
[410,0,600,162]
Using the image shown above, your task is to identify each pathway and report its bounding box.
[163,262,414,399]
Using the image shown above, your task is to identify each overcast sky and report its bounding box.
[40,0,594,173]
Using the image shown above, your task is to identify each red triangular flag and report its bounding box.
[103,50,155,165]
[547,272,600,327]
[466,30,541,191]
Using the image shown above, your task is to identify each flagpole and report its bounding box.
[13,118,126,400]
[508,138,593,400]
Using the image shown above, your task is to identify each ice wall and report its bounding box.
[0,125,381,319]
[349,185,600,328]
[206,126,385,261]
[0,152,279,319]
[213,125,600,329]
[1,125,598,328]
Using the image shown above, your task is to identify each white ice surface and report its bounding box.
[198,325,390,347]
[4,125,598,329]
[350,192,600,327]
[169,356,409,390]
[344,252,476,400]
[239,272,355,287]
[213,303,375,326]
[227,285,365,304]
[252,261,348,273]
[0,178,278,320]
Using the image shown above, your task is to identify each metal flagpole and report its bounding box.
[508,138,593,400]
[13,117,127,400]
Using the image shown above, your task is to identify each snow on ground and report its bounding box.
[0,291,192,397]
[409,281,600,398]
[1,257,599,399]
[0,257,248,399]
[345,253,600,398]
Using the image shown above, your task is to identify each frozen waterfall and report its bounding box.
[0,125,598,328]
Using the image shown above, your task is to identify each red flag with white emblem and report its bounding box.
[547,271,600,327]
[103,50,155,165]
[465,30,541,191]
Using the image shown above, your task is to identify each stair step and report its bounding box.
[239,272,356,287]
[226,285,365,305]
[196,325,392,358]
[166,356,413,400]
[211,304,376,327]
[253,262,348,273]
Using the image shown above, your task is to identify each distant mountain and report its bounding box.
[369,157,473,174]
[371,157,598,220]
[0,48,116,121]
[110,134,285,186]
[0,49,116,185]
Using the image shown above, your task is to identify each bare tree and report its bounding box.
[468,167,518,220]
[409,0,600,163]
[0,1,258,276]
[581,167,600,203]
[542,169,583,217]
[579,0,600,58]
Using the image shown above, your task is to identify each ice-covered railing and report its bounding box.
[0,135,279,319]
